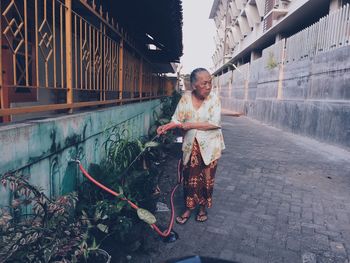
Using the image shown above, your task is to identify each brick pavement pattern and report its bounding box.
[141,116,350,263]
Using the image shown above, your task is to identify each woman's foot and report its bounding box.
[196,206,208,222]
[176,209,192,225]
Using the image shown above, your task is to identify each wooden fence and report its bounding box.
[286,4,350,63]
[0,0,169,122]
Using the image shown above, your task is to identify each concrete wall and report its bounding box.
[218,45,350,149]
[0,100,161,206]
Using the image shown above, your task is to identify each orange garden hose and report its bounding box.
[75,158,183,238]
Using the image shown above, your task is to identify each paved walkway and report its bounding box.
[139,116,350,263]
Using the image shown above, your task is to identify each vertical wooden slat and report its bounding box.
[110,40,113,93]
[114,41,117,93]
[116,41,119,93]
[53,0,56,88]
[35,0,39,86]
[328,14,333,50]
[44,0,49,87]
[60,4,64,88]
[110,37,112,93]
[339,5,345,46]
[0,0,4,115]
[108,38,111,92]
[311,23,316,58]
[118,40,124,100]
[330,13,334,48]
[340,7,345,46]
[343,5,348,45]
[74,14,77,90]
[103,27,106,94]
[320,18,325,52]
[65,0,73,111]
[331,11,336,48]
[80,18,83,90]
[89,24,92,90]
[24,0,29,86]
[318,18,323,53]
[106,37,109,92]
[346,4,349,45]
[92,27,95,90]
[335,8,341,47]
[139,58,143,99]
[100,22,103,100]
[315,19,322,55]
[84,21,87,89]
[336,9,341,47]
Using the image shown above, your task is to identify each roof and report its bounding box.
[106,0,183,64]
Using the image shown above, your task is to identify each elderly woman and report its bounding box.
[157,68,225,224]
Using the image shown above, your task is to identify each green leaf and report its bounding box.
[144,141,160,148]
[116,201,127,212]
[97,224,109,233]
[117,186,124,195]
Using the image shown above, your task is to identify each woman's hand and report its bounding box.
[157,125,167,135]
[181,122,192,131]
[157,122,181,135]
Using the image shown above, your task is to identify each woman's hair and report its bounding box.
[190,68,210,85]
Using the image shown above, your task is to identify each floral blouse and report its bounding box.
[171,91,225,165]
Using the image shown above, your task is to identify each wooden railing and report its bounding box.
[285,4,350,63]
[0,0,169,122]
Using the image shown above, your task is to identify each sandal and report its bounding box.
[176,215,190,224]
[196,212,208,222]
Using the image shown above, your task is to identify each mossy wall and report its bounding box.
[0,100,161,206]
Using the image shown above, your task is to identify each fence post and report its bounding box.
[119,40,124,102]
[139,58,143,100]
[244,64,250,101]
[0,1,3,121]
[65,0,73,113]
[277,38,286,100]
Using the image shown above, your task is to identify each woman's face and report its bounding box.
[193,71,212,99]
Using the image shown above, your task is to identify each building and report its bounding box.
[210,0,349,71]
[0,0,183,123]
[209,0,350,149]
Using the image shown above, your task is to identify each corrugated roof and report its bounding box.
[106,0,183,63]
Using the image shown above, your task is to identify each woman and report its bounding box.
[157,68,225,224]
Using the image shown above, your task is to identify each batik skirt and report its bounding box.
[183,139,218,209]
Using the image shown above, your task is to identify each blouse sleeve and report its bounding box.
[171,95,186,124]
[208,94,222,127]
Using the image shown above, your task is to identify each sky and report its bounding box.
[180,0,216,75]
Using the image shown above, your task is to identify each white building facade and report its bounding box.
[210,0,349,72]
[209,0,350,149]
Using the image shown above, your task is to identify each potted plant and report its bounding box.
[0,173,91,263]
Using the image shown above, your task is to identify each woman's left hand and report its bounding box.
[181,123,192,130]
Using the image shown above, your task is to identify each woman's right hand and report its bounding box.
[157,122,180,135]
[157,125,167,135]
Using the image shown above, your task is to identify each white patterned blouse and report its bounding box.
[171,91,225,165]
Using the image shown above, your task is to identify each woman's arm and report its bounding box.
[181,122,220,131]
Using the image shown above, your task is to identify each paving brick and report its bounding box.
[301,252,317,263]
[235,253,266,263]
[219,249,235,260]
[138,117,350,262]
[330,242,347,256]
[286,237,301,252]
